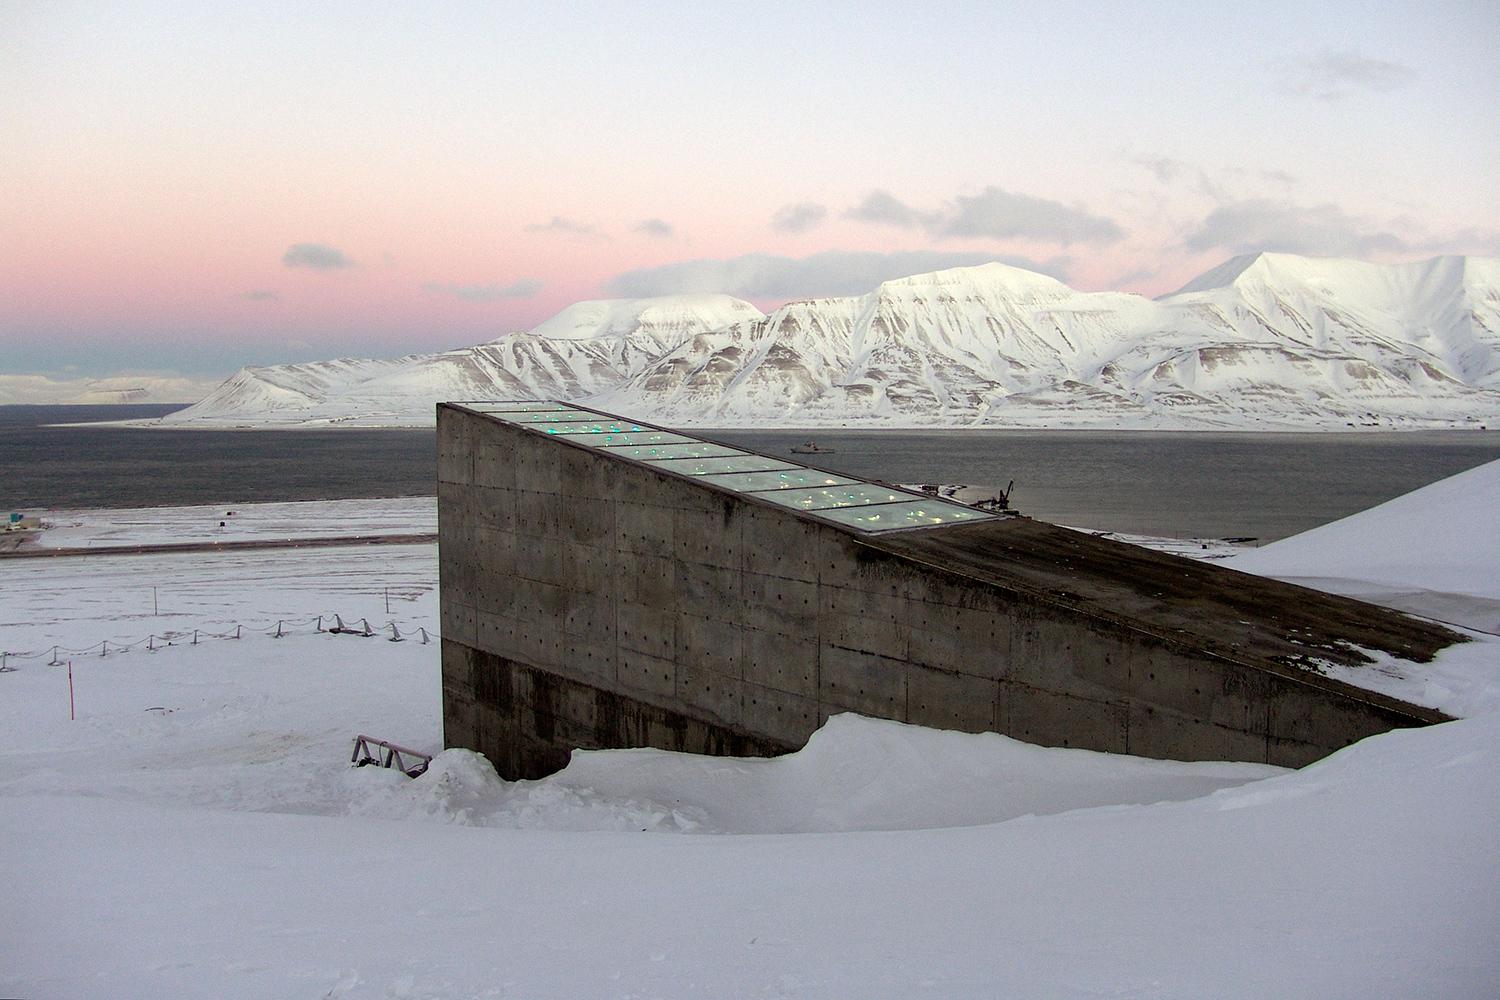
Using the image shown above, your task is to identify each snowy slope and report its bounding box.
[1227,458,1500,636]
[1,524,1496,997]
[598,254,1500,428]
[151,254,1500,428]
[3,479,1499,997]
[0,373,221,405]
[160,294,763,426]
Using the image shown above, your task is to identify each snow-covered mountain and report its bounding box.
[160,255,1500,429]
[0,374,222,405]
[162,295,765,427]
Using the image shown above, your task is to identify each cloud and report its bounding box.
[607,249,1066,300]
[525,216,603,239]
[633,218,674,239]
[1184,199,1408,257]
[241,290,278,301]
[282,243,354,270]
[424,279,543,302]
[844,186,1122,245]
[771,202,828,234]
[1133,155,1185,185]
[844,190,933,229]
[942,187,1124,245]
[1280,50,1416,101]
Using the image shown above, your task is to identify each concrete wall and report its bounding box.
[437,404,1443,777]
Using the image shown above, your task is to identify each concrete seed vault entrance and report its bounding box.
[437,400,1459,779]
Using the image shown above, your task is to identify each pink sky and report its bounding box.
[2,2,1497,378]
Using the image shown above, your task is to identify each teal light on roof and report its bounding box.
[701,469,857,491]
[572,430,693,448]
[458,401,572,413]
[609,442,746,461]
[642,455,795,476]
[816,500,991,530]
[466,400,998,534]
[755,483,910,511]
[506,410,618,424]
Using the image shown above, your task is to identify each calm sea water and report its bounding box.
[0,405,436,511]
[4,405,1498,541]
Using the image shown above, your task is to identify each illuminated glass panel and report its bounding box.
[463,400,998,534]
[459,401,572,413]
[642,455,795,475]
[816,500,991,531]
[570,430,694,448]
[532,420,649,435]
[609,441,746,461]
[755,483,913,511]
[702,469,857,491]
[506,410,613,424]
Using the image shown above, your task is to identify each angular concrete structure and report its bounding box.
[438,401,1460,778]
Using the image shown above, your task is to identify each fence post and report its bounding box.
[101,641,107,657]
[50,645,61,665]
[361,618,373,637]
[334,614,345,633]
[147,635,155,652]
[419,628,430,644]
[388,623,402,642]
[316,615,324,633]
[274,620,284,639]
[234,625,241,640]
[192,629,199,646]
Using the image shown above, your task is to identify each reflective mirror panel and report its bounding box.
[459,401,572,413]
[642,455,795,475]
[571,430,694,448]
[700,469,857,492]
[754,483,913,511]
[816,500,992,531]
[506,410,613,424]
[461,400,997,534]
[537,421,648,435]
[608,441,747,461]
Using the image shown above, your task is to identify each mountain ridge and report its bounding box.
[159,254,1500,429]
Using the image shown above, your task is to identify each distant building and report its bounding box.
[437,401,1458,779]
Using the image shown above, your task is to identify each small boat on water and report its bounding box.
[790,441,835,455]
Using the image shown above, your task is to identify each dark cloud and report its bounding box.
[525,216,603,239]
[1185,200,1409,256]
[1133,155,1185,185]
[633,218,674,239]
[845,186,1122,245]
[844,190,933,229]
[424,279,543,302]
[942,187,1123,245]
[771,202,828,234]
[607,250,1066,300]
[282,243,353,270]
[241,289,278,301]
[1281,50,1415,100]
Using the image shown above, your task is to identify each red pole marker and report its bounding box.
[68,659,76,721]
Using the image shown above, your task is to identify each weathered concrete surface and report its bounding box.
[437,403,1462,777]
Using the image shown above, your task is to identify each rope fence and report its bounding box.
[0,613,440,671]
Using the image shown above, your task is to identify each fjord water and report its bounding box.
[4,405,1497,541]
[712,428,1500,541]
[0,405,437,511]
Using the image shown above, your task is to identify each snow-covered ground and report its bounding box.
[1225,460,1500,633]
[26,497,437,550]
[3,473,1499,998]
